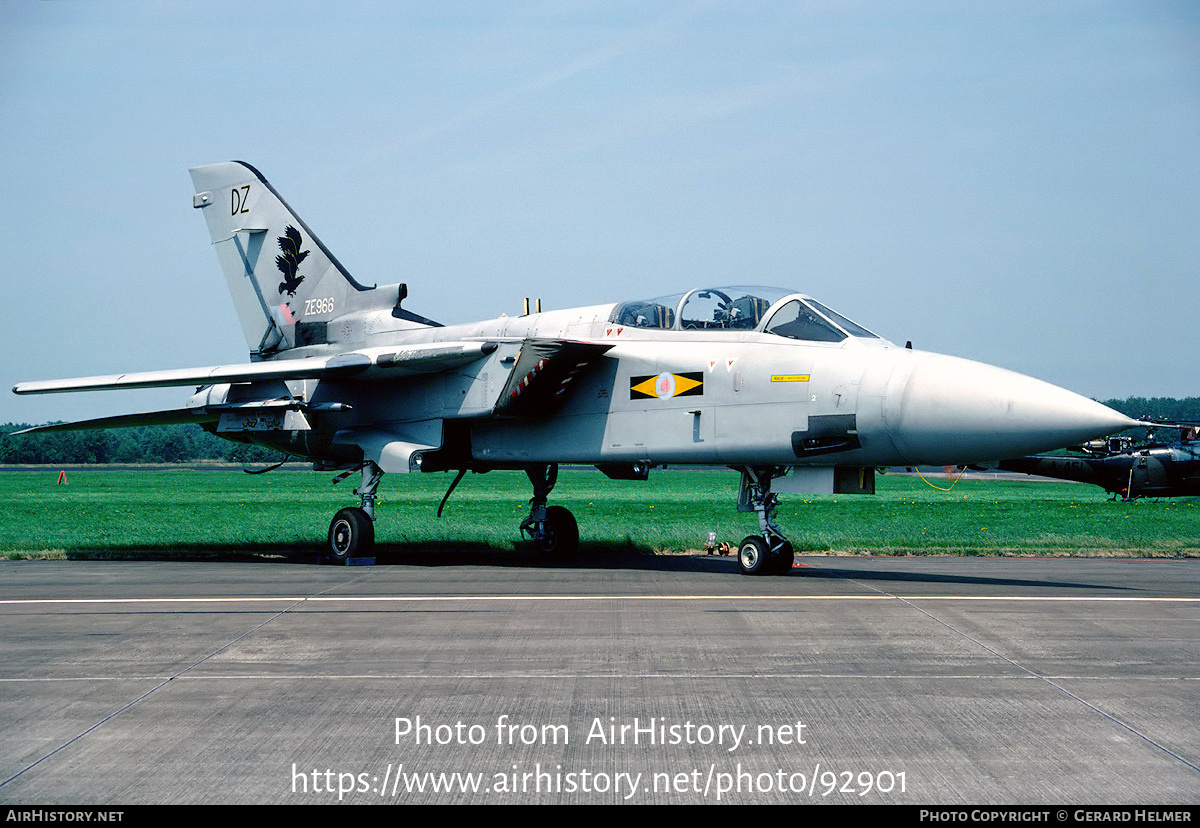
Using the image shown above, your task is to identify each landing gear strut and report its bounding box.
[327,461,382,561]
[737,466,794,576]
[519,464,579,558]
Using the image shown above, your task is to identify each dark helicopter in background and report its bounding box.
[997,426,1200,500]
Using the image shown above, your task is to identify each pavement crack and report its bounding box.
[830,572,1200,775]
[0,575,371,790]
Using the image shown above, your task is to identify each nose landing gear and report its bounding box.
[737,466,795,576]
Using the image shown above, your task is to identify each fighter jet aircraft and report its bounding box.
[13,161,1140,574]
[998,429,1200,500]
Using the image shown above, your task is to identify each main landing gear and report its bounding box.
[327,461,382,561]
[736,466,794,576]
[519,463,579,559]
[324,461,580,563]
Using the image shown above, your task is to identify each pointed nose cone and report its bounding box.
[887,353,1137,465]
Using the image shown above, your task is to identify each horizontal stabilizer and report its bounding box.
[14,407,219,435]
[13,342,497,395]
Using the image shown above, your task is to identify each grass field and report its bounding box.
[1,466,1197,559]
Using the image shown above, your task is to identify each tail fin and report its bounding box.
[189,161,377,357]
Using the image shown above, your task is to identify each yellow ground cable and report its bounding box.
[914,466,967,492]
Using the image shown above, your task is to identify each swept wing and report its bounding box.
[13,342,498,395]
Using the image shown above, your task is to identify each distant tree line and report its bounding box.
[0,423,286,465]
[3,396,1198,465]
[1102,397,1200,425]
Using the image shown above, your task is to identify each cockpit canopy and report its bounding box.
[610,285,880,343]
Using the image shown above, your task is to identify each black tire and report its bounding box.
[328,507,374,561]
[738,535,769,576]
[535,505,579,558]
[768,540,795,575]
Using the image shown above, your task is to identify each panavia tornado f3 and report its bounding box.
[14,161,1140,574]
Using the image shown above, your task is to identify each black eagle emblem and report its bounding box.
[276,225,309,296]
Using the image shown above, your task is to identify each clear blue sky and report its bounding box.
[3,1,1197,424]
